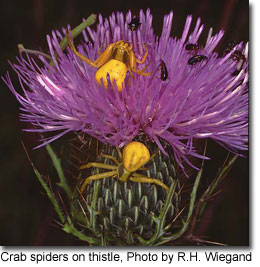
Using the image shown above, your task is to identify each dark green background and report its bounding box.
[0,0,249,245]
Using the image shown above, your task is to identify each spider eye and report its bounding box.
[123,141,150,172]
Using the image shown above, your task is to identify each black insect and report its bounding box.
[224,41,237,54]
[185,43,201,53]
[128,17,141,31]
[232,69,240,76]
[188,55,208,65]
[231,50,245,62]
[160,60,168,81]
[231,50,246,76]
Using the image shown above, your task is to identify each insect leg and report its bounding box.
[129,175,169,191]
[80,171,117,193]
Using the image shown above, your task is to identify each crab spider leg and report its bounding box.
[139,61,150,72]
[95,40,125,65]
[135,44,149,64]
[129,175,169,191]
[80,170,117,193]
[67,30,115,68]
[80,162,117,170]
[94,43,114,67]
[116,147,123,160]
[100,153,120,165]
[129,50,151,76]
[97,46,102,56]
[130,60,150,76]
[66,31,99,68]
[127,66,134,78]
[129,50,138,71]
[138,167,149,171]
[149,151,159,162]
[134,68,152,76]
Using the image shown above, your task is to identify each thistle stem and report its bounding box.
[60,13,97,51]
[18,44,52,60]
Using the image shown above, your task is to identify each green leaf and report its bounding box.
[137,180,177,245]
[155,168,203,245]
[33,164,66,224]
[46,144,72,199]
[63,217,99,244]
[199,155,238,217]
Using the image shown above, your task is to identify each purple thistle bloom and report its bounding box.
[3,9,248,170]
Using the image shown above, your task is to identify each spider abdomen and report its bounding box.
[123,141,150,172]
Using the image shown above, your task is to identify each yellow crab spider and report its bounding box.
[66,30,151,92]
[79,141,169,194]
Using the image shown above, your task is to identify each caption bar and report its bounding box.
[0,251,252,265]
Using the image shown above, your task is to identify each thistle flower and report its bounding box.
[3,9,248,170]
